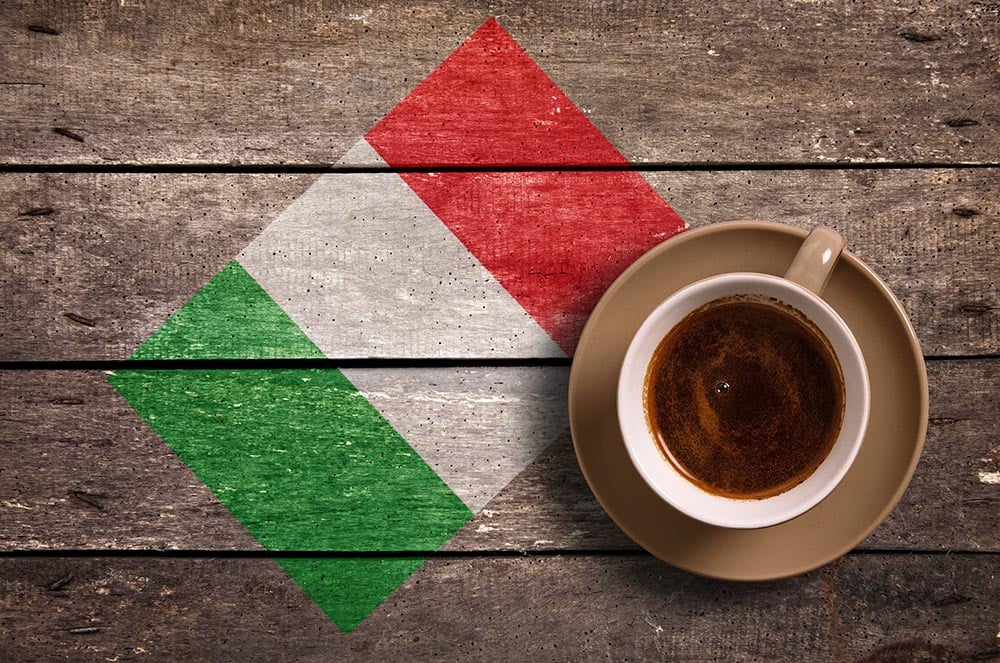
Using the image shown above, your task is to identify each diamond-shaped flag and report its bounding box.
[110,17,686,632]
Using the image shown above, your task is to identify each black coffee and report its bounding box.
[644,295,845,499]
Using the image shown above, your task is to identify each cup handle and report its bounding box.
[784,226,846,296]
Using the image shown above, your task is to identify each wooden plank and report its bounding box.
[1,1,997,165]
[0,369,261,552]
[2,169,997,360]
[0,173,314,360]
[1,553,997,661]
[0,367,567,551]
[451,355,1000,552]
[1,361,996,552]
[661,169,1000,359]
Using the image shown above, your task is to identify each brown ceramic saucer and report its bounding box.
[569,221,928,580]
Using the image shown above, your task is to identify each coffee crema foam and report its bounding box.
[644,295,846,500]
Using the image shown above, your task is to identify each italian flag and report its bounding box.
[109,18,686,632]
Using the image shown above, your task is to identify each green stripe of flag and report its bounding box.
[110,263,472,631]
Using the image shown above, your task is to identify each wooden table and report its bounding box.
[2,2,998,660]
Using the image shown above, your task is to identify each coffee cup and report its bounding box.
[617,226,870,529]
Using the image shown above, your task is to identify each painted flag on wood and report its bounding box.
[109,18,686,632]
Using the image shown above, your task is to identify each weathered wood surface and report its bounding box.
[3,1,998,656]
[2,1,997,166]
[0,173,313,361]
[1,553,997,662]
[2,169,996,360]
[1,360,995,552]
[455,349,1000,554]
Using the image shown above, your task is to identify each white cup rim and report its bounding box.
[617,273,870,529]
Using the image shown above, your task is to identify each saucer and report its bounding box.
[568,221,928,580]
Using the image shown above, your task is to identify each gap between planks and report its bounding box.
[0,162,999,175]
[0,549,996,559]
[0,355,994,371]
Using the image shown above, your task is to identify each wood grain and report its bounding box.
[3,0,996,654]
[235,150,567,360]
[1,0,997,166]
[2,169,996,360]
[1,553,997,662]
[341,367,569,513]
[0,173,313,360]
[0,369,261,551]
[1,361,995,552]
